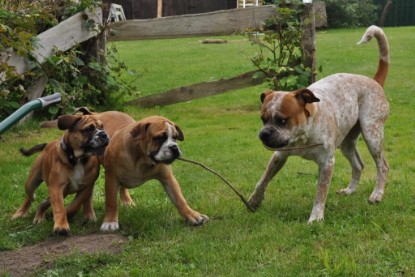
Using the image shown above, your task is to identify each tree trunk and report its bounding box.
[379,0,393,27]
[301,3,316,84]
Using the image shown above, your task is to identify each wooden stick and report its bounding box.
[177,157,255,212]
[264,143,323,152]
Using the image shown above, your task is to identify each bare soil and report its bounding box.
[0,233,128,276]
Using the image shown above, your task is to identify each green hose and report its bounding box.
[0,93,61,135]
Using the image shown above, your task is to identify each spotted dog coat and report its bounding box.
[248,26,390,223]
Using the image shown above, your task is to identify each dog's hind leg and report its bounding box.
[120,187,135,206]
[12,158,43,219]
[361,120,389,203]
[66,185,96,222]
[33,198,51,223]
[248,152,288,210]
[338,123,365,196]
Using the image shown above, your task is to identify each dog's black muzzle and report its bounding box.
[83,130,110,156]
[150,144,182,165]
[259,127,289,150]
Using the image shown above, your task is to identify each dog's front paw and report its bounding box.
[247,195,263,211]
[101,221,119,231]
[308,207,324,224]
[368,190,384,204]
[53,226,70,236]
[186,212,209,226]
[337,188,355,196]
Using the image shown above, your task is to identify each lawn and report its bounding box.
[1,26,415,276]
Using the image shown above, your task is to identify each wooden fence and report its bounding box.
[103,0,236,20]
[2,4,320,109]
[108,5,277,41]
[0,8,102,84]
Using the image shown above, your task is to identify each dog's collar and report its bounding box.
[60,136,89,166]
[60,136,77,166]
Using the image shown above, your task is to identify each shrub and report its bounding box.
[0,0,137,121]
[321,0,380,28]
[244,1,312,90]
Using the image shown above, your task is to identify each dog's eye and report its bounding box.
[275,117,287,126]
[155,134,167,143]
[83,125,95,133]
[261,116,267,124]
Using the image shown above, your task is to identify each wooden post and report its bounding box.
[18,76,48,124]
[379,0,393,27]
[301,3,316,84]
[157,0,163,18]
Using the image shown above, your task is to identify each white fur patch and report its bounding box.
[68,164,85,193]
[153,123,180,162]
[100,222,119,231]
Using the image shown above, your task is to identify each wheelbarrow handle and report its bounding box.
[0,93,62,135]
[39,93,62,108]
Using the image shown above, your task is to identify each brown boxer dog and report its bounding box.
[41,108,135,205]
[12,114,109,236]
[100,116,209,231]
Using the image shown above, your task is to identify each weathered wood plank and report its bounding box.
[108,6,276,41]
[126,70,264,107]
[1,8,102,81]
[18,76,49,124]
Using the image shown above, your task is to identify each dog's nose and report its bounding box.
[169,145,181,156]
[259,128,272,141]
[99,131,108,140]
[98,131,109,144]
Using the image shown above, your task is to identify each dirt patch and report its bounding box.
[0,233,128,276]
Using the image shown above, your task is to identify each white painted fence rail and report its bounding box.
[0,8,102,84]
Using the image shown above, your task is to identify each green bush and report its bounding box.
[244,2,312,90]
[0,0,136,121]
[321,0,380,28]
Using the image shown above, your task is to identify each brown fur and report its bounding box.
[13,114,109,235]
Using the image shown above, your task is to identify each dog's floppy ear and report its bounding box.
[174,124,184,141]
[130,122,150,140]
[57,115,82,130]
[294,88,320,104]
[260,90,274,103]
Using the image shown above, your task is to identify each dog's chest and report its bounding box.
[68,164,87,192]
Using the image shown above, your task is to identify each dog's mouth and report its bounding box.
[259,127,290,150]
[82,132,109,156]
[88,145,108,156]
[262,140,289,151]
[152,156,177,165]
[149,145,181,165]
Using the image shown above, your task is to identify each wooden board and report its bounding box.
[108,4,326,41]
[108,6,276,41]
[126,70,264,107]
[0,8,102,82]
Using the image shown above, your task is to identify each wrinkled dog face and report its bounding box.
[259,88,320,150]
[131,116,184,165]
[58,115,109,156]
[80,123,109,156]
[150,123,182,164]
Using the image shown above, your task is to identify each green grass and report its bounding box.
[1,27,415,276]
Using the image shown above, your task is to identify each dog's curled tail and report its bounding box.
[357,25,389,87]
[39,120,58,128]
[20,143,47,156]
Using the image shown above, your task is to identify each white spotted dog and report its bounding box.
[248,26,390,223]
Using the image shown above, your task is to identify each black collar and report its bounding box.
[60,136,77,166]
